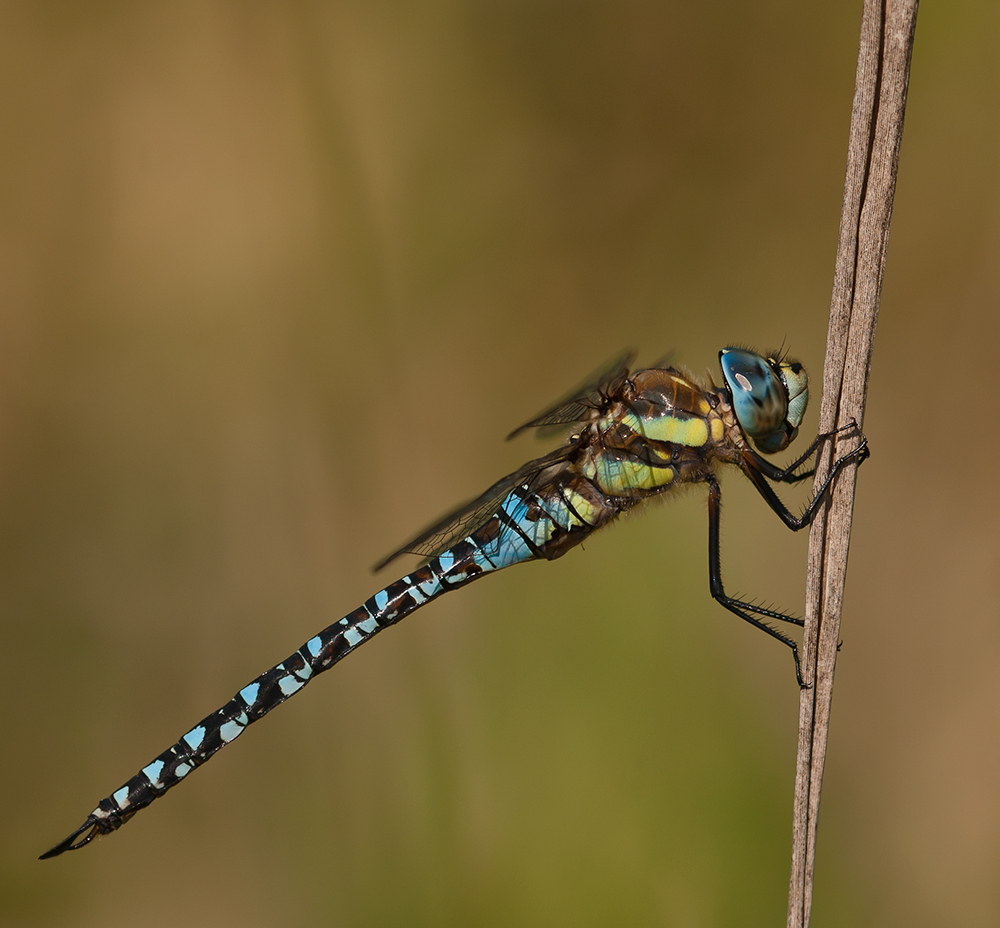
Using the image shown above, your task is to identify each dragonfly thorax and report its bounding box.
[718,348,808,454]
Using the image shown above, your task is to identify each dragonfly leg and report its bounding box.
[742,433,868,531]
[780,420,866,484]
[706,474,807,686]
[749,420,865,485]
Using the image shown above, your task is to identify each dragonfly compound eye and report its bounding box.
[719,348,808,454]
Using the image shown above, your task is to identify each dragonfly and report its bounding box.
[40,346,867,859]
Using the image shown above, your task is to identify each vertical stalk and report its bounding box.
[787,2,918,926]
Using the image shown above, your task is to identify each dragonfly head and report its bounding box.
[719,348,808,454]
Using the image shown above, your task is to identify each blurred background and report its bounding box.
[2,2,997,926]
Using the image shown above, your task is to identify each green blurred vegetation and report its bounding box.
[3,1,999,926]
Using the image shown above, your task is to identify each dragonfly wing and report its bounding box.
[506,348,636,440]
[374,445,575,571]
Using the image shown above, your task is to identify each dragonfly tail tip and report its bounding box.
[39,818,101,860]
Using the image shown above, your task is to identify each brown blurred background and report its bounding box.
[2,2,997,926]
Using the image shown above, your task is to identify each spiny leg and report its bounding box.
[705,474,806,686]
[742,435,869,532]
[703,431,869,686]
[755,420,867,486]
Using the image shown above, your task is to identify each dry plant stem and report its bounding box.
[786,2,918,926]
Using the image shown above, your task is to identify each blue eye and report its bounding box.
[719,348,808,454]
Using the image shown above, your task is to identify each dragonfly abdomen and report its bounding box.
[40,477,615,858]
[491,476,620,564]
[41,570,460,856]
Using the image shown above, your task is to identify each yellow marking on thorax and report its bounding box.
[593,455,674,495]
[623,411,709,448]
[561,486,605,524]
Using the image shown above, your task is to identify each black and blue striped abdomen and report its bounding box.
[41,473,619,857]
